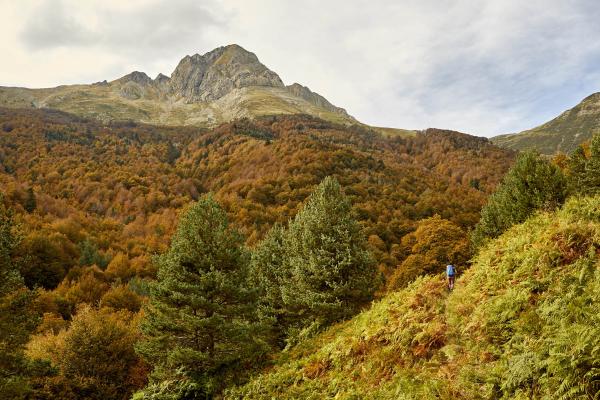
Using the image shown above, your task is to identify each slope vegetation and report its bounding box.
[227,196,600,399]
[493,93,600,155]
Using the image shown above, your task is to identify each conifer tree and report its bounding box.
[471,151,567,248]
[281,176,378,330]
[24,187,36,214]
[567,145,588,194]
[250,224,290,347]
[582,133,600,193]
[136,195,266,398]
[0,200,38,399]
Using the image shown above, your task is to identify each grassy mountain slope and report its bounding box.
[0,84,355,128]
[226,196,600,399]
[0,44,360,129]
[493,93,600,155]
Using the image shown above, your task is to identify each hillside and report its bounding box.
[0,45,357,128]
[493,93,600,154]
[0,107,513,288]
[226,195,600,399]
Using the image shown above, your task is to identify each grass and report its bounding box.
[225,195,600,399]
[493,93,600,154]
[0,83,359,129]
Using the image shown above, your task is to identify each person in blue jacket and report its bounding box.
[446,264,456,290]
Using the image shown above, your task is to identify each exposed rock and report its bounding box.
[169,44,284,102]
[0,44,356,127]
[119,81,144,100]
[154,73,171,84]
[113,71,153,86]
[286,83,350,117]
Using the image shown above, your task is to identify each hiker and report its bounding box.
[446,264,456,290]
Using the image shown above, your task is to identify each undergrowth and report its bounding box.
[225,196,600,399]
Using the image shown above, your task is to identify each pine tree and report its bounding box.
[582,133,600,193]
[136,195,266,398]
[250,224,290,347]
[281,177,378,331]
[0,200,38,399]
[471,151,567,248]
[78,239,109,269]
[567,145,588,194]
[24,187,36,214]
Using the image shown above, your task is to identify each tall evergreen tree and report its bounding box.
[582,133,600,193]
[250,224,290,347]
[24,187,36,214]
[0,200,38,399]
[567,145,588,194]
[471,151,567,248]
[281,177,378,331]
[136,195,266,399]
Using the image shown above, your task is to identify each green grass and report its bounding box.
[0,84,359,128]
[493,93,600,154]
[225,196,600,399]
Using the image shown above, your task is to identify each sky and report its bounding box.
[1,0,600,137]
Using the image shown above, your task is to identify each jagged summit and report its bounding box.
[154,73,170,82]
[0,44,356,127]
[114,71,152,86]
[170,44,285,102]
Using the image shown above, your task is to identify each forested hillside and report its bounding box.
[0,107,513,285]
[226,195,600,399]
[223,133,600,399]
[0,107,518,399]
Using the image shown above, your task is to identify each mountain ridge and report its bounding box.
[492,92,600,154]
[0,44,356,128]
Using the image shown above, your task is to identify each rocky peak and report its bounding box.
[113,71,152,86]
[169,44,284,102]
[154,73,170,83]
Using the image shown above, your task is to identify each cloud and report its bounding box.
[21,0,96,49]
[20,0,226,64]
[5,0,600,136]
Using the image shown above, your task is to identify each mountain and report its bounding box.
[493,92,600,154]
[0,44,357,127]
[226,195,600,399]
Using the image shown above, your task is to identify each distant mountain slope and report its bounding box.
[0,44,356,127]
[226,196,600,399]
[493,92,600,154]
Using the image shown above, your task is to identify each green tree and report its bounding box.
[24,187,36,213]
[0,200,38,399]
[250,224,289,347]
[471,151,567,249]
[281,177,379,333]
[136,195,266,399]
[567,145,588,194]
[78,239,110,269]
[581,133,600,193]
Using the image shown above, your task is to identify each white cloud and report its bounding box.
[2,0,600,136]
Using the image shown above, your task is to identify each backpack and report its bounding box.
[446,264,455,276]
